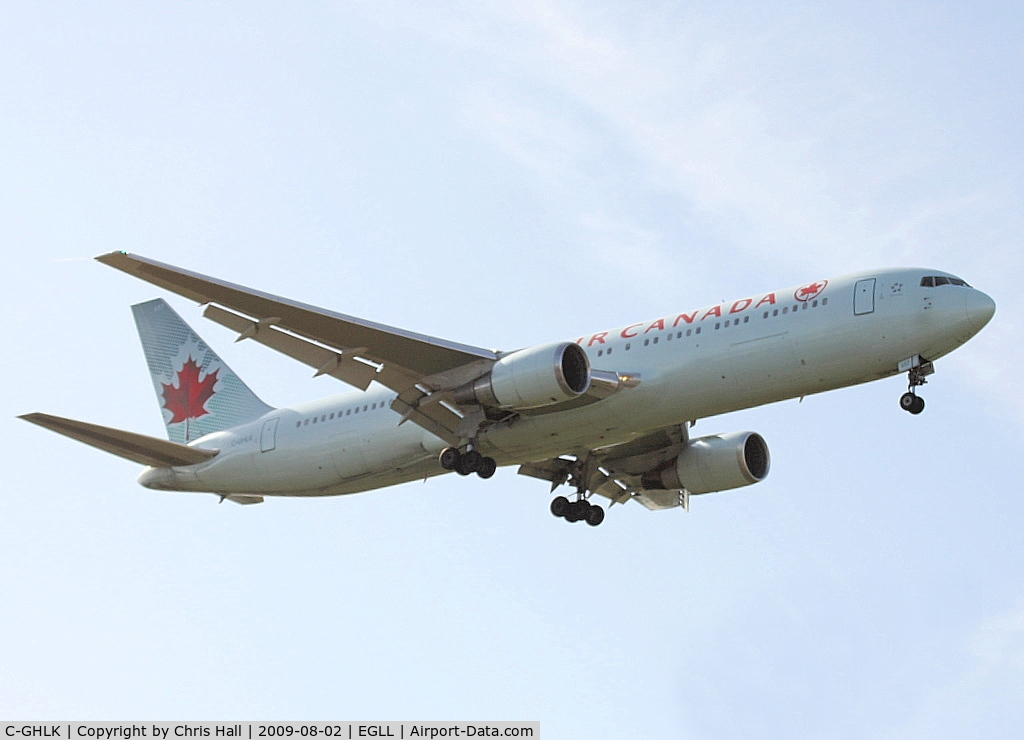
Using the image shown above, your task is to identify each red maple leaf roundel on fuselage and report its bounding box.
[161,356,219,424]
[795,280,828,302]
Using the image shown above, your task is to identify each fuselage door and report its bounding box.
[854,278,876,315]
[260,418,279,452]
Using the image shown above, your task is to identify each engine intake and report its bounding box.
[641,431,770,494]
[454,342,591,410]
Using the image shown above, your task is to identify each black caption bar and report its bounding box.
[1,724,538,740]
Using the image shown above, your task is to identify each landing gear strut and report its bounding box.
[439,446,497,479]
[899,360,932,415]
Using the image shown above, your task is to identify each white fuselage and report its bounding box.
[138,268,995,497]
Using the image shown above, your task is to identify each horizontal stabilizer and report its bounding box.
[19,412,218,468]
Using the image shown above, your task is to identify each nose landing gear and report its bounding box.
[898,356,933,415]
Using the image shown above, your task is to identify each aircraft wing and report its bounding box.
[97,252,498,445]
[19,412,219,468]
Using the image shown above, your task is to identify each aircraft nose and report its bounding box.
[965,289,996,332]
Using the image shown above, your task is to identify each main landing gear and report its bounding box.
[550,495,605,526]
[898,359,933,415]
[439,446,497,479]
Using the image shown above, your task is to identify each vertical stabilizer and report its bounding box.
[132,299,273,443]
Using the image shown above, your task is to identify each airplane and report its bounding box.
[20,254,995,525]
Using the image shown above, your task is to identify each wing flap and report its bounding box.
[19,412,218,468]
[203,304,381,391]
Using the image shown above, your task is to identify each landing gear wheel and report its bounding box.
[463,449,483,473]
[585,504,605,527]
[476,456,497,479]
[550,496,570,518]
[439,447,461,471]
[900,392,925,414]
[454,455,474,476]
[566,500,590,522]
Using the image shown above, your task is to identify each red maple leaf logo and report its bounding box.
[795,280,828,301]
[161,356,219,424]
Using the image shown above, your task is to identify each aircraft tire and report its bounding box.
[455,456,474,476]
[439,447,461,470]
[550,496,570,518]
[910,396,925,414]
[463,449,483,473]
[900,392,917,412]
[477,456,497,479]
[585,504,605,527]
[569,500,591,522]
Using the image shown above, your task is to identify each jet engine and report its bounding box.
[640,431,770,494]
[453,342,591,410]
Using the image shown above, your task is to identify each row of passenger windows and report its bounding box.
[296,400,388,427]
[594,297,828,356]
[921,275,970,287]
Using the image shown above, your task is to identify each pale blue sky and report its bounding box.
[2,2,1022,738]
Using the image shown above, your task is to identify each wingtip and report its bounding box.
[95,250,131,264]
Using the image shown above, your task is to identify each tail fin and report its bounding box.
[132,299,273,443]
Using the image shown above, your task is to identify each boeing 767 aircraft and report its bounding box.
[20,254,995,525]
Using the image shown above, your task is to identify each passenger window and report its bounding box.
[653,337,658,344]
[354,407,359,414]
[643,339,649,346]
[686,329,692,337]
[812,300,818,307]
[696,327,701,335]
[296,421,301,428]
[782,307,788,314]
[715,322,720,330]
[773,309,779,316]
[625,343,631,350]
[822,298,828,305]
[346,409,351,416]
[304,419,309,426]
[607,347,612,355]
[312,417,317,424]
[743,316,749,323]
[802,303,808,310]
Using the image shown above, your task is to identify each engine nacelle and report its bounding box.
[453,342,591,410]
[641,431,770,494]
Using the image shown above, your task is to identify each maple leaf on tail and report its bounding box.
[161,356,219,424]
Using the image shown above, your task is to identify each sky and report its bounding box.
[2,1,1023,737]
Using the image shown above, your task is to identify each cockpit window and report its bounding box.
[920,275,971,288]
